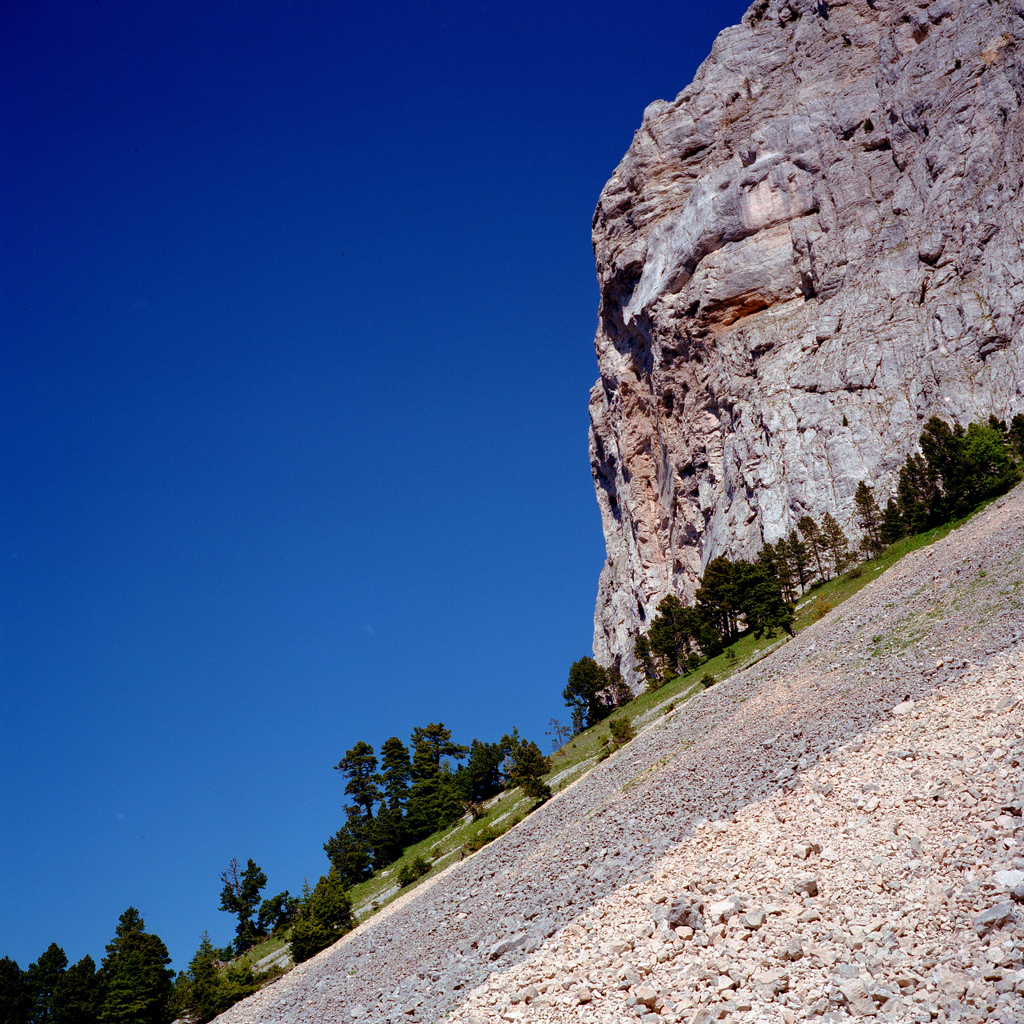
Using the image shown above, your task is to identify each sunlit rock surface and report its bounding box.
[590,0,1024,679]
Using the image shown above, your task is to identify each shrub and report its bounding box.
[397,856,431,888]
[700,673,716,688]
[814,598,833,620]
[844,565,863,581]
[609,716,636,749]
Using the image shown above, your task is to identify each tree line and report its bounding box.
[564,413,1024,701]
[323,723,551,890]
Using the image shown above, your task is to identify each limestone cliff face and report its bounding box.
[590,0,1024,679]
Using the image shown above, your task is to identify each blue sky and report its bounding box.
[1,0,751,972]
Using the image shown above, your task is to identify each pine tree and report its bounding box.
[820,511,852,573]
[25,944,67,1024]
[0,957,31,1024]
[853,482,883,558]
[52,956,104,1024]
[218,858,268,953]
[333,741,381,819]
[880,497,904,545]
[501,734,552,801]
[290,876,352,964]
[784,531,811,594]
[797,516,828,581]
[378,737,412,812]
[98,909,173,1024]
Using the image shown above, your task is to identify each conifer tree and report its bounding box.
[333,741,381,819]
[52,956,104,1024]
[25,945,67,1024]
[853,482,883,557]
[218,859,268,952]
[98,909,173,1024]
[797,516,828,581]
[820,511,852,573]
[378,737,412,812]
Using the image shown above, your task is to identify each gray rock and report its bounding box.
[974,902,1018,938]
[588,0,1024,680]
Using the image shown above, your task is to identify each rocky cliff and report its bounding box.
[589,0,1024,676]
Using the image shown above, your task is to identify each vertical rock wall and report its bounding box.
[590,0,1024,680]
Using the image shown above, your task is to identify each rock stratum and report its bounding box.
[215,486,1024,1024]
[589,0,1024,676]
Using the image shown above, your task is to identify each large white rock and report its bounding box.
[590,0,1024,682]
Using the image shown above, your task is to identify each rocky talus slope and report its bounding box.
[588,0,1024,676]
[217,488,1024,1024]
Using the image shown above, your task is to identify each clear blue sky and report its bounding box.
[2,0,751,972]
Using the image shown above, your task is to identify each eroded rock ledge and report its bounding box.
[589,0,1024,677]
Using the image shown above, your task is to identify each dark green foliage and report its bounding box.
[501,733,552,801]
[52,957,104,1024]
[608,716,635,749]
[323,811,373,885]
[897,452,935,534]
[98,909,173,1024]
[797,516,828,582]
[404,723,469,841]
[333,741,381,819]
[562,657,619,733]
[784,530,811,594]
[410,723,469,772]
[0,957,31,1024]
[289,876,352,964]
[378,737,412,812]
[255,892,299,937]
[695,557,742,643]
[463,739,504,803]
[25,944,67,1024]
[167,932,260,1024]
[821,511,851,574]
[853,481,883,557]
[396,857,432,888]
[646,595,706,677]
[897,416,1021,531]
[1009,414,1024,461]
[700,673,716,687]
[731,561,794,639]
[217,858,268,954]
[366,803,406,868]
[632,634,657,686]
[880,497,905,545]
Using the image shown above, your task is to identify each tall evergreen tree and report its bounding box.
[797,516,828,581]
[463,739,505,803]
[52,956,104,1024]
[784,531,811,594]
[333,741,381,819]
[880,497,905,545]
[897,452,937,534]
[98,909,173,1024]
[378,737,412,812]
[0,957,31,1024]
[323,809,373,885]
[501,734,552,801]
[218,858,268,953]
[25,945,67,1024]
[853,482,883,558]
[821,511,851,571]
[695,557,742,643]
[562,657,615,733]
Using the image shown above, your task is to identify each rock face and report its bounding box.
[589,0,1024,677]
